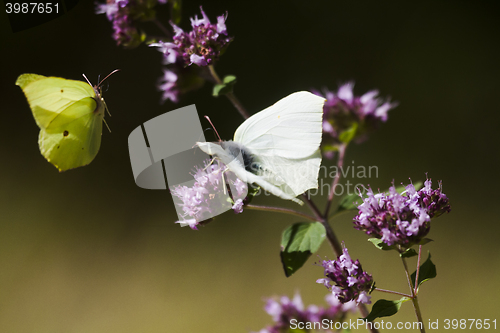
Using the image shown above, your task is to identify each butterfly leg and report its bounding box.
[203,157,216,171]
[102,98,112,117]
[220,165,231,195]
[103,118,112,133]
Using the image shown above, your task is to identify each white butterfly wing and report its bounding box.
[234,91,325,196]
[234,91,325,159]
[197,91,325,204]
[256,150,322,197]
[196,142,304,204]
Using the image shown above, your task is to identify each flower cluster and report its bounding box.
[171,159,247,230]
[149,7,232,102]
[353,178,451,247]
[155,65,205,103]
[317,247,374,305]
[157,69,179,103]
[252,292,355,333]
[96,0,166,48]
[151,6,232,67]
[313,83,398,158]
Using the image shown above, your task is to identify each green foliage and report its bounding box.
[213,75,237,96]
[321,143,338,158]
[336,191,362,213]
[280,222,326,277]
[400,248,418,258]
[241,184,260,206]
[170,0,182,24]
[339,122,358,144]
[364,298,409,322]
[418,238,433,246]
[368,238,395,251]
[368,239,421,258]
[411,253,436,291]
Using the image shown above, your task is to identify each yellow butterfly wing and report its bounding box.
[16,74,105,171]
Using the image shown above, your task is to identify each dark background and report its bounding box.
[1,1,499,332]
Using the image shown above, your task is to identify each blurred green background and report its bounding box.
[1,0,499,332]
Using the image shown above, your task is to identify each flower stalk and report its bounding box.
[207,65,250,119]
[400,248,426,333]
[245,204,317,222]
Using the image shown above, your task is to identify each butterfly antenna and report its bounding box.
[82,73,92,86]
[191,129,211,150]
[204,116,222,142]
[97,69,120,88]
[103,81,111,93]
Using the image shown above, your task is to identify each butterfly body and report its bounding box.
[197,91,326,205]
[16,73,109,172]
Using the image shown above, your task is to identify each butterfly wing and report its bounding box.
[234,91,325,196]
[38,98,103,171]
[256,150,322,197]
[196,142,304,205]
[16,74,104,171]
[234,91,324,159]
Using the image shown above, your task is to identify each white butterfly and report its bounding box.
[196,91,325,205]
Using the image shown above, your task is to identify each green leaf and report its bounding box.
[339,123,358,144]
[368,238,397,251]
[411,253,436,290]
[280,222,326,277]
[337,192,362,213]
[213,75,237,96]
[322,143,339,153]
[241,184,260,205]
[401,248,418,258]
[223,75,236,84]
[369,281,377,294]
[418,238,433,246]
[364,298,409,322]
[170,0,182,24]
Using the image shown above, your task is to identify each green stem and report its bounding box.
[414,245,422,295]
[400,252,415,297]
[246,204,317,222]
[301,194,342,256]
[301,193,322,221]
[208,65,250,119]
[323,143,346,219]
[374,288,412,298]
[322,218,342,257]
[401,253,426,333]
[411,295,426,333]
[153,19,171,39]
[317,143,377,332]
